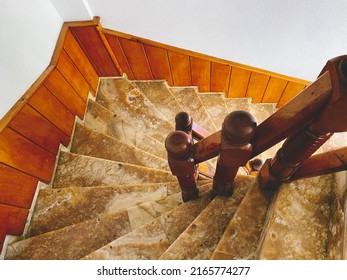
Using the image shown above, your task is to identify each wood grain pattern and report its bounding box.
[246,72,270,103]
[228,67,251,98]
[144,44,173,85]
[168,51,191,86]
[8,104,70,154]
[0,127,56,182]
[211,62,231,93]
[262,77,288,103]
[28,85,75,137]
[63,30,99,92]
[71,26,120,76]
[118,38,153,80]
[56,49,91,102]
[0,204,28,235]
[44,68,86,119]
[190,56,211,92]
[277,82,306,108]
[105,34,134,79]
[0,164,38,208]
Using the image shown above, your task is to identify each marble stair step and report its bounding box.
[28,182,182,237]
[133,80,184,124]
[197,92,229,130]
[249,103,276,124]
[52,152,177,188]
[160,175,254,260]
[96,77,173,142]
[256,174,334,260]
[81,186,213,260]
[84,100,167,159]
[170,87,217,133]
[224,98,252,113]
[5,182,213,260]
[71,122,169,171]
[211,178,276,260]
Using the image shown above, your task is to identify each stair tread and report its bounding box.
[71,122,169,170]
[257,174,334,260]
[52,152,177,188]
[81,187,213,260]
[84,99,167,159]
[170,87,217,133]
[224,98,251,113]
[96,77,173,141]
[160,175,253,260]
[198,92,229,130]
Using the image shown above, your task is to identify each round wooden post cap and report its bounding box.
[165,131,192,157]
[175,112,192,131]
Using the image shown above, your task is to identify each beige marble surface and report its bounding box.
[82,188,213,259]
[257,175,334,259]
[96,78,173,142]
[224,98,251,113]
[211,178,275,260]
[134,80,184,124]
[198,93,229,130]
[170,87,217,133]
[52,152,176,188]
[29,182,178,236]
[71,122,169,170]
[84,100,167,159]
[160,175,253,260]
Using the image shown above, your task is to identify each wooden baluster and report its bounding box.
[259,55,347,189]
[165,130,199,202]
[213,110,257,196]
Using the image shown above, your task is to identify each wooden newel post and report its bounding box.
[213,110,257,196]
[165,130,199,202]
[175,111,193,134]
[259,55,347,189]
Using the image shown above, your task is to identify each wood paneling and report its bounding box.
[28,85,75,137]
[277,82,306,108]
[168,51,191,86]
[71,26,120,76]
[0,127,56,182]
[44,69,86,119]
[246,72,270,103]
[63,30,99,92]
[56,50,91,102]
[105,34,134,79]
[144,44,173,85]
[118,38,152,80]
[8,104,70,154]
[228,67,251,98]
[190,57,211,92]
[262,77,288,103]
[0,204,28,235]
[0,164,38,208]
[211,62,231,93]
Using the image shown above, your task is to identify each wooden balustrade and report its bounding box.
[212,111,257,196]
[258,55,347,189]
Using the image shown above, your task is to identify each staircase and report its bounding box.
[2,75,346,260]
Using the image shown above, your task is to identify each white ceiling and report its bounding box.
[48,0,347,82]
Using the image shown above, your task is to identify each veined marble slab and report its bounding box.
[224,98,251,113]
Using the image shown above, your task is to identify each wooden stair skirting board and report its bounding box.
[0,16,309,251]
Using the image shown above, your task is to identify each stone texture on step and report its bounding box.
[71,122,169,170]
[133,80,184,124]
[211,179,275,260]
[170,87,217,133]
[160,175,253,260]
[82,188,213,260]
[96,78,173,141]
[29,182,180,237]
[52,152,176,188]
[5,210,132,260]
[224,98,251,113]
[128,183,212,230]
[198,93,229,130]
[249,103,275,124]
[257,175,334,260]
[84,100,166,159]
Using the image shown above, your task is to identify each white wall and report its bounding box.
[0,0,63,119]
